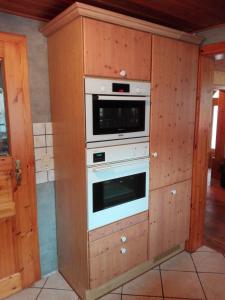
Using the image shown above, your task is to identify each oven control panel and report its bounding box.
[86,142,149,166]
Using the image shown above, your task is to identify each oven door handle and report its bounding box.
[97,95,150,101]
[91,158,149,172]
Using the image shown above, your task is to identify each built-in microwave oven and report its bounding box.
[85,77,150,147]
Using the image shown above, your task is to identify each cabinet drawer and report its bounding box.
[89,220,148,288]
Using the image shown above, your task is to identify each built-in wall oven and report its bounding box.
[85,78,151,147]
[86,143,149,230]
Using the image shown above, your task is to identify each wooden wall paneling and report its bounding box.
[83,17,151,80]
[47,17,88,298]
[150,35,198,191]
[186,56,214,252]
[3,37,40,287]
[149,180,191,260]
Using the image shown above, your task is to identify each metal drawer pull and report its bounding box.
[120,247,127,254]
[120,235,127,243]
[171,189,177,195]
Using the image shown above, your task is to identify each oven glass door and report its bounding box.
[87,158,149,230]
[93,99,145,135]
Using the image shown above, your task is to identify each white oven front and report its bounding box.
[87,158,149,230]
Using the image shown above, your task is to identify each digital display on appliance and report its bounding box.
[93,152,105,163]
[112,83,130,93]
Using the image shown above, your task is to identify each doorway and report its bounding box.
[205,88,225,254]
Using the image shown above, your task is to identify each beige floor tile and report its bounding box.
[38,289,78,300]
[31,277,47,288]
[122,270,162,297]
[196,245,216,252]
[160,251,195,271]
[123,296,162,300]
[199,273,225,300]
[192,251,225,273]
[161,270,205,299]
[111,286,122,294]
[99,294,121,300]
[44,272,72,290]
[5,288,40,300]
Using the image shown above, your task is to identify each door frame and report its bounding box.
[186,41,225,251]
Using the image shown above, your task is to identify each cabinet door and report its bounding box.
[83,18,151,80]
[150,36,198,190]
[149,180,191,260]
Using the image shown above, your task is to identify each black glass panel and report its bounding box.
[93,99,145,135]
[93,172,146,212]
[0,63,9,155]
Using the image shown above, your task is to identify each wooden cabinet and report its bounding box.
[150,35,198,190]
[149,180,191,260]
[83,18,151,80]
[89,220,148,288]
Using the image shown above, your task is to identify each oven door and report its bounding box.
[87,158,149,230]
[85,94,150,143]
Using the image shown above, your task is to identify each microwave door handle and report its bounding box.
[97,95,150,101]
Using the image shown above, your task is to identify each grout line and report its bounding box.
[159,263,165,299]
[190,253,208,300]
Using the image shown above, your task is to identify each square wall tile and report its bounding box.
[46,135,53,147]
[47,146,54,158]
[34,135,46,148]
[35,147,46,160]
[36,171,48,184]
[48,170,55,182]
[33,123,45,135]
[46,122,53,135]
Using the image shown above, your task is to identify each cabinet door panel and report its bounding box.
[89,220,148,288]
[149,180,191,260]
[150,36,198,190]
[83,18,151,80]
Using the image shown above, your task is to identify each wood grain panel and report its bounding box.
[149,180,191,260]
[186,56,214,252]
[89,212,148,242]
[47,18,88,298]
[3,36,40,287]
[89,221,148,288]
[0,273,21,300]
[83,17,151,80]
[150,35,198,190]
[1,0,225,32]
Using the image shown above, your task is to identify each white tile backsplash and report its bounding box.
[33,123,46,135]
[34,135,46,148]
[33,122,55,184]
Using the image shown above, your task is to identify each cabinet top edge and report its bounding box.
[40,2,203,45]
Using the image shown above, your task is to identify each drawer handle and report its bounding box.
[120,235,127,243]
[120,247,127,254]
[151,152,158,158]
[120,70,127,78]
[171,189,177,195]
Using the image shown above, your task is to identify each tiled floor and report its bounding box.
[5,246,225,300]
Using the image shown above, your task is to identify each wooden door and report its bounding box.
[150,36,198,190]
[149,180,191,260]
[0,33,40,299]
[83,18,151,80]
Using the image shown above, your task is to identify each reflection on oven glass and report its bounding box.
[93,173,146,212]
[0,63,9,156]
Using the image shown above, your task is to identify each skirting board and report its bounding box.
[85,243,185,300]
[0,273,22,300]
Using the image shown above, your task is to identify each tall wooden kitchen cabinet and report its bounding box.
[41,2,201,299]
[149,36,199,260]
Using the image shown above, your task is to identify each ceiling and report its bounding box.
[0,0,225,32]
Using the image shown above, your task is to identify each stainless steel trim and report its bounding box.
[97,95,150,101]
